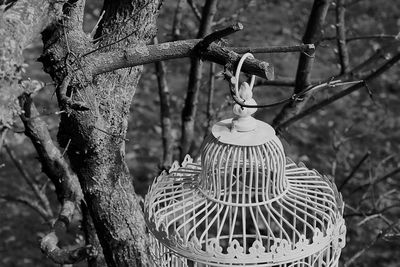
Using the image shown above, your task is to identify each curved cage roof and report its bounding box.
[144,119,346,267]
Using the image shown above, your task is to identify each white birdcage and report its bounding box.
[144,54,346,267]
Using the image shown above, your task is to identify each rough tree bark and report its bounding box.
[38,0,161,266]
[0,0,66,127]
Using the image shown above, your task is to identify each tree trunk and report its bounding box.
[0,0,65,127]
[39,0,161,266]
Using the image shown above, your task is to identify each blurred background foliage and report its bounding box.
[1,0,399,266]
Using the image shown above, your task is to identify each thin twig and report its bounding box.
[91,2,151,42]
[90,10,105,39]
[323,34,399,42]
[212,1,255,26]
[230,44,315,54]
[344,220,399,267]
[83,2,151,57]
[276,52,400,130]
[339,151,370,191]
[354,166,400,192]
[4,142,53,216]
[196,22,243,51]
[0,194,51,221]
[186,0,202,21]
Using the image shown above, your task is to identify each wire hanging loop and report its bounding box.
[234,53,256,103]
[230,53,258,132]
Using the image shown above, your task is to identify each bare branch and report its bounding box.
[212,0,255,27]
[272,0,332,126]
[339,151,370,191]
[335,0,350,73]
[196,22,243,51]
[40,204,97,265]
[154,37,174,169]
[181,0,218,159]
[276,52,400,130]
[352,166,400,193]
[206,63,216,133]
[323,33,399,42]
[230,44,315,54]
[4,142,53,217]
[18,91,83,206]
[0,127,7,153]
[0,194,51,221]
[90,10,105,39]
[344,220,400,267]
[88,39,276,79]
[187,0,202,21]
[41,232,95,264]
[255,78,295,87]
[171,0,186,40]
[295,0,332,92]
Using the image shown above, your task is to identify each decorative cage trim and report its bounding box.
[145,156,345,266]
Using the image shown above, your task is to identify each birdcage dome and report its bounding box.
[199,118,287,207]
[144,53,346,266]
[145,119,346,267]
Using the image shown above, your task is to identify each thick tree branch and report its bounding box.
[0,0,66,127]
[295,0,332,92]
[18,92,83,206]
[41,233,95,265]
[272,0,332,126]
[89,39,275,79]
[16,88,92,263]
[40,202,97,265]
